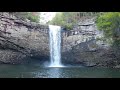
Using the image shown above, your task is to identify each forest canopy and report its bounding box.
[96,12,120,46]
[48,12,99,30]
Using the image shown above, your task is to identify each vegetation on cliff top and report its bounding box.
[96,12,120,60]
[96,12,120,45]
[10,12,40,23]
[48,12,99,30]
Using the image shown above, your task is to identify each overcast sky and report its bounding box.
[40,12,56,24]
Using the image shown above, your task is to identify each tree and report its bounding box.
[26,12,40,23]
[10,12,40,23]
[48,12,77,30]
[49,12,101,30]
[96,12,120,59]
[96,12,120,42]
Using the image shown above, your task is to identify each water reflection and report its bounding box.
[32,67,120,78]
[47,68,62,78]
[33,67,63,78]
[1,64,120,78]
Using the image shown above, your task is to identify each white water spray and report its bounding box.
[49,25,63,67]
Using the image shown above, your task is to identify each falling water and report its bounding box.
[49,25,63,67]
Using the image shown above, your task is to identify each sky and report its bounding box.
[40,12,56,24]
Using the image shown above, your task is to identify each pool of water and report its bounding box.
[0,61,120,78]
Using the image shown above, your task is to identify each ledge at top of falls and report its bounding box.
[77,17,96,26]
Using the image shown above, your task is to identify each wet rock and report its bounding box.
[114,65,120,68]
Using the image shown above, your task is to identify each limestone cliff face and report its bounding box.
[0,12,117,67]
[0,12,49,64]
[61,18,117,67]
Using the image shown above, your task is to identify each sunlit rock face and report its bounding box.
[0,12,49,64]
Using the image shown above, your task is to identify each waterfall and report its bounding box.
[49,25,63,67]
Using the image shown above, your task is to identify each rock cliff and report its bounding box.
[0,12,49,64]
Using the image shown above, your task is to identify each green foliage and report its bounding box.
[96,13,119,41]
[26,12,40,23]
[11,12,40,23]
[96,12,120,56]
[49,12,101,30]
[49,12,77,30]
